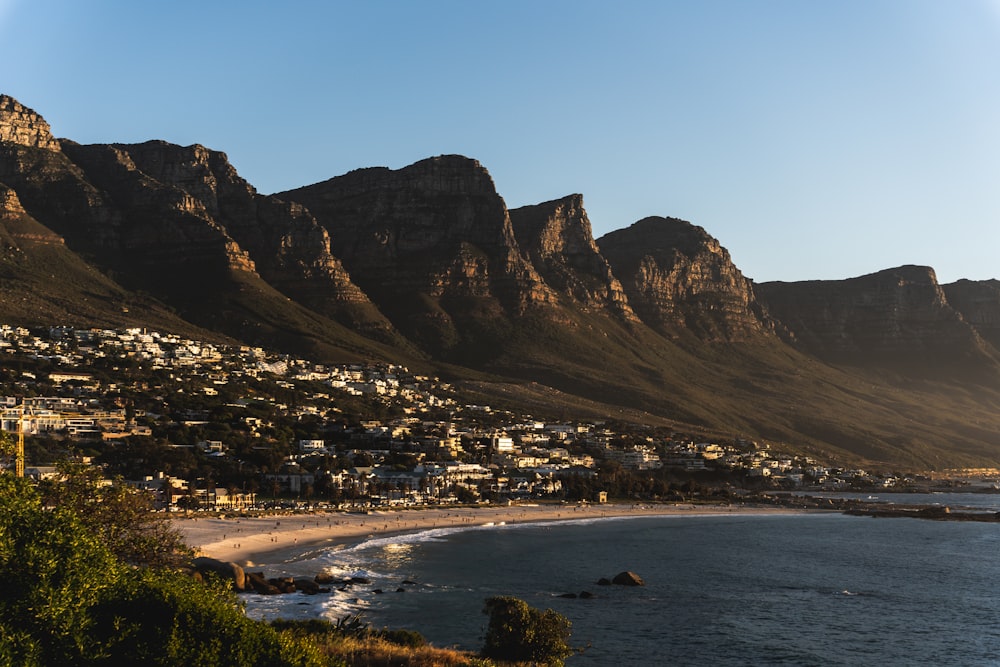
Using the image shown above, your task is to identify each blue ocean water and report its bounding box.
[246,507,1000,666]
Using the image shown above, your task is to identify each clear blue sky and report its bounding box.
[2,0,998,283]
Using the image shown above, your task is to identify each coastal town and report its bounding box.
[0,324,933,510]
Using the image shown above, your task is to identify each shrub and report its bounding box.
[0,474,321,666]
[482,596,574,667]
[88,568,323,666]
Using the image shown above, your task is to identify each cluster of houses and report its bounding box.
[0,324,908,507]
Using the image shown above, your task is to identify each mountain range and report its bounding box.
[2,94,999,469]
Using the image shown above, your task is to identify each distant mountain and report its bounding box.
[3,93,1000,468]
[757,266,1000,376]
[942,279,1000,354]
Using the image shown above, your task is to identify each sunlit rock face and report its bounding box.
[598,216,773,342]
[0,95,60,151]
[509,194,636,321]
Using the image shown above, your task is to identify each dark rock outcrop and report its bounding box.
[293,577,326,595]
[245,571,281,595]
[315,572,337,585]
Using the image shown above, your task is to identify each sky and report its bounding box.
[1,0,998,283]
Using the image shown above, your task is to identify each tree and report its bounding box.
[0,471,322,666]
[86,568,320,666]
[38,461,192,568]
[0,474,122,665]
[0,430,14,471]
[482,596,574,666]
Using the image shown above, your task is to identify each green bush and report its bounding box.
[0,475,122,665]
[482,596,574,667]
[0,474,322,666]
[87,568,322,666]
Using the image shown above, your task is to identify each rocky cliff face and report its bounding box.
[942,279,1000,353]
[757,266,991,366]
[597,217,772,341]
[509,195,636,320]
[60,142,257,279]
[0,97,398,360]
[279,155,554,360]
[116,141,397,339]
[0,96,59,151]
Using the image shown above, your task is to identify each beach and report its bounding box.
[172,502,804,569]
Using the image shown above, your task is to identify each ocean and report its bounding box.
[245,497,1000,666]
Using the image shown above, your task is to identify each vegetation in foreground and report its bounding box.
[0,467,574,666]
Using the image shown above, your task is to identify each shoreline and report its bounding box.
[172,502,813,570]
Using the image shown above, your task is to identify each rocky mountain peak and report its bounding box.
[510,194,635,319]
[0,96,60,151]
[101,140,396,338]
[119,141,235,217]
[279,155,554,359]
[597,216,772,341]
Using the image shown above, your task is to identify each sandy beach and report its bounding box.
[172,502,804,569]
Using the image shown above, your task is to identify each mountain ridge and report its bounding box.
[2,94,999,468]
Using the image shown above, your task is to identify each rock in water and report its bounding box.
[612,571,645,586]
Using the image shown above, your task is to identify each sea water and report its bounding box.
[245,506,1000,666]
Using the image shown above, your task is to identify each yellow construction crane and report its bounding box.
[5,408,80,477]
[15,412,24,478]
[0,408,25,477]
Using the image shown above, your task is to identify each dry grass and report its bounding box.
[315,635,489,666]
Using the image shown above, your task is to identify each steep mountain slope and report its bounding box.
[117,140,403,345]
[0,96,407,363]
[508,195,635,320]
[0,182,209,335]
